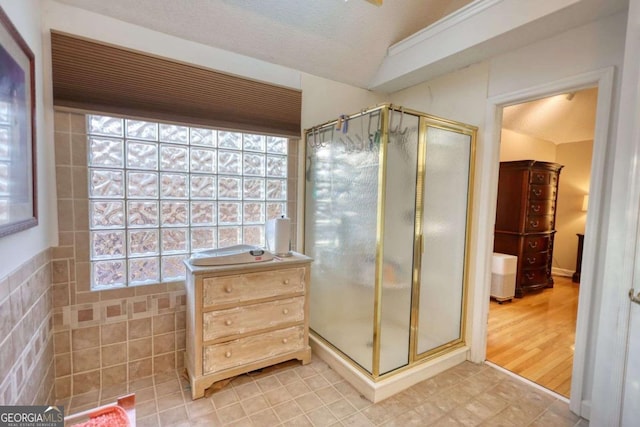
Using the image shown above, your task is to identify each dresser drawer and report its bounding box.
[523,235,551,253]
[529,185,556,200]
[528,199,554,216]
[524,215,553,232]
[203,326,305,374]
[520,252,549,269]
[203,297,304,342]
[521,268,549,286]
[529,170,559,186]
[203,267,305,307]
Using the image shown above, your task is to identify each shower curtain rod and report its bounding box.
[304,103,477,135]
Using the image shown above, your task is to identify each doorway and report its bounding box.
[486,88,597,398]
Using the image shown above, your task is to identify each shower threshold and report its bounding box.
[309,332,469,403]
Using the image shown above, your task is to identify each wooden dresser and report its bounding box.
[183,252,313,399]
[494,160,563,297]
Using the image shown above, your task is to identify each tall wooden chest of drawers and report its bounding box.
[184,252,312,399]
[493,160,563,297]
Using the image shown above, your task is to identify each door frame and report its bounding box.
[468,67,615,417]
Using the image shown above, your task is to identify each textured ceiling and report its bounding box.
[502,87,598,145]
[53,0,474,89]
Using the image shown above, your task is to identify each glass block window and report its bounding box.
[88,114,288,289]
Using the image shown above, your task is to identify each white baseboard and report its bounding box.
[580,400,591,420]
[552,267,574,277]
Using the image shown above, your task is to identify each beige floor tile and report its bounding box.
[273,400,304,422]
[264,387,293,406]
[189,411,223,426]
[277,369,302,385]
[217,402,247,425]
[158,405,189,427]
[234,381,262,401]
[250,408,280,427]
[136,399,159,418]
[306,406,339,426]
[285,379,312,396]
[341,412,376,427]
[256,375,282,392]
[326,398,357,420]
[58,359,591,427]
[529,410,579,427]
[136,414,160,427]
[211,388,239,409]
[185,397,215,418]
[315,386,342,405]
[295,392,324,413]
[241,394,270,415]
[156,390,185,410]
[281,414,314,427]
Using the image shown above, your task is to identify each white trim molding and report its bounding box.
[591,1,640,424]
[387,0,505,56]
[469,67,615,420]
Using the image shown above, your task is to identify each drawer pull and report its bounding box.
[225,351,232,358]
[530,220,539,228]
[283,279,290,285]
[282,308,289,315]
[525,273,535,280]
[224,286,232,293]
[225,320,232,326]
[533,189,542,196]
[528,241,538,249]
[282,338,288,344]
[535,174,544,182]
[532,205,541,213]
[527,257,536,264]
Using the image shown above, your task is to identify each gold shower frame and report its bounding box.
[303,103,477,381]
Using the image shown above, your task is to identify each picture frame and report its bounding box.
[0,6,37,238]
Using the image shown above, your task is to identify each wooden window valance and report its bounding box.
[50,31,302,137]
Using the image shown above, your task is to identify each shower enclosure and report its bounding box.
[304,104,476,391]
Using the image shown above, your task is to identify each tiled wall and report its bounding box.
[52,111,188,399]
[51,110,299,400]
[0,249,54,405]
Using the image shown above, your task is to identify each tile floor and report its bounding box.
[57,357,588,426]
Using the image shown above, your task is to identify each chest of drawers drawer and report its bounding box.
[203,297,304,342]
[203,267,305,308]
[203,326,305,374]
[528,200,554,216]
[530,170,559,186]
[523,235,551,253]
[520,252,549,269]
[524,215,554,233]
[529,185,556,200]
[521,267,549,285]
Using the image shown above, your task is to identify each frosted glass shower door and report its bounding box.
[416,125,473,355]
[378,112,419,375]
[305,114,381,373]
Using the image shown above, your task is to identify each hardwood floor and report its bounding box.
[486,275,580,397]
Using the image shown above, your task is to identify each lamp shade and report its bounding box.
[582,195,589,212]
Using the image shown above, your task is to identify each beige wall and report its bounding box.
[555,141,593,272]
[499,129,557,162]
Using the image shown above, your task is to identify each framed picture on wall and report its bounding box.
[0,6,37,238]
